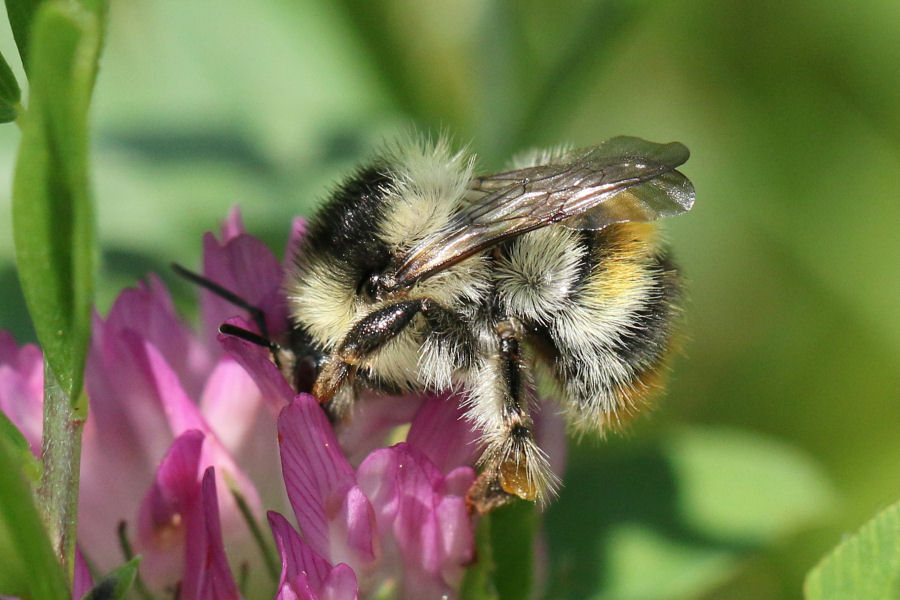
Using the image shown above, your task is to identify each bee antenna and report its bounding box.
[170,262,271,341]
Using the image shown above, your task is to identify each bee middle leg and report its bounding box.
[468,321,556,513]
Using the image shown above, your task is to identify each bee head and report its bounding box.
[288,134,491,352]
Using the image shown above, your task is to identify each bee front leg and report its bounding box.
[468,321,556,514]
[313,299,428,416]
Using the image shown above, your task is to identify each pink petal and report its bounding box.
[0,333,43,454]
[82,306,264,572]
[79,327,176,567]
[85,324,172,458]
[441,466,477,498]
[102,276,213,398]
[82,327,263,575]
[199,353,284,508]
[184,468,242,600]
[0,362,43,455]
[15,345,43,399]
[134,336,263,530]
[277,395,356,560]
[276,575,315,600]
[135,430,204,587]
[201,231,287,345]
[269,511,360,600]
[73,547,93,600]
[335,392,425,467]
[330,485,377,568]
[318,564,359,600]
[405,393,479,474]
[199,357,265,454]
[356,444,441,523]
[434,495,476,586]
[268,511,331,589]
[356,443,475,598]
[218,316,295,410]
[0,331,43,384]
[221,206,246,241]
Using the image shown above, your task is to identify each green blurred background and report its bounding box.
[1,1,899,598]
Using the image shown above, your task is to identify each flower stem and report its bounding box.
[38,362,87,580]
[230,485,280,581]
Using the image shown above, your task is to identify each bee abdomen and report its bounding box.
[542,223,682,432]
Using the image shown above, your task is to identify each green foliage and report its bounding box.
[80,556,141,600]
[546,426,835,599]
[597,524,735,600]
[0,435,69,600]
[0,49,19,122]
[805,499,900,600]
[490,500,538,600]
[460,512,499,600]
[11,0,101,403]
[0,409,41,483]
[4,0,40,73]
[664,426,836,545]
[461,499,538,600]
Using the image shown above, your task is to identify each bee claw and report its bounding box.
[466,471,519,515]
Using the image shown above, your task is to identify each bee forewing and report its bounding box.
[565,169,694,231]
[389,137,694,287]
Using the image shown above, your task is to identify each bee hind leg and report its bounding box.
[468,321,557,513]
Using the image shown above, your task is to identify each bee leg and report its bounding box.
[470,322,556,513]
[313,299,428,409]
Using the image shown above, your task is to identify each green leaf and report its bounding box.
[0,435,69,600]
[4,0,105,74]
[804,499,900,600]
[12,0,101,403]
[664,426,837,545]
[545,426,837,599]
[80,556,141,600]
[490,500,537,600]
[4,0,41,72]
[597,524,736,600]
[0,409,41,483]
[0,103,17,123]
[0,50,21,122]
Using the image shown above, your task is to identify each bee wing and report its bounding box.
[389,136,695,287]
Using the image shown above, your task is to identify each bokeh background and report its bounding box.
[1,1,899,598]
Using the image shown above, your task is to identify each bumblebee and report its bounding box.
[282,134,694,512]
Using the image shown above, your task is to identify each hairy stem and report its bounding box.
[38,362,86,579]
